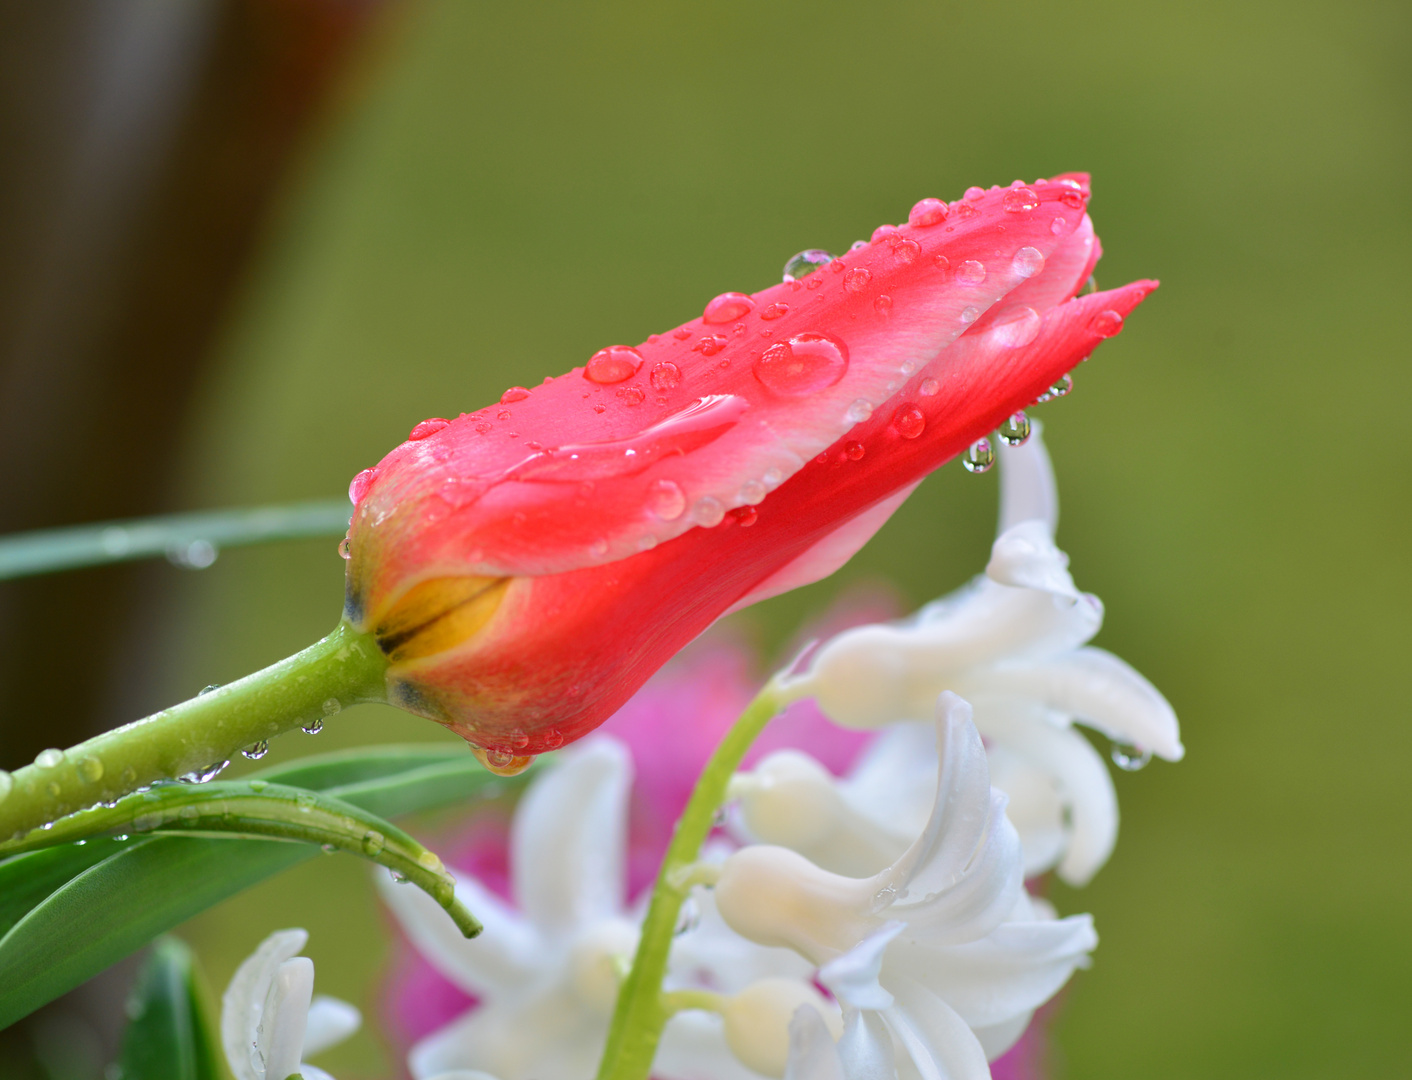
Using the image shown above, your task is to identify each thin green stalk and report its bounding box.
[595,684,782,1080]
[0,622,387,841]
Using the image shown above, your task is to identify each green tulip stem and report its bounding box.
[596,681,784,1080]
[0,622,388,842]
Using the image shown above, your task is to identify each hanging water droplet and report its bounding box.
[845,399,873,424]
[348,467,379,506]
[389,869,410,884]
[543,728,565,749]
[1090,309,1124,338]
[703,292,755,324]
[585,345,644,384]
[1111,743,1152,771]
[843,267,872,292]
[963,438,995,473]
[1081,275,1098,295]
[908,198,948,227]
[408,418,449,440]
[986,305,1042,348]
[303,718,325,735]
[338,536,352,559]
[650,361,682,391]
[167,539,218,569]
[894,404,926,439]
[957,260,986,286]
[730,505,758,526]
[1036,372,1074,402]
[998,411,1031,445]
[242,740,267,760]
[782,249,833,282]
[77,756,104,783]
[919,377,941,396]
[1002,186,1040,213]
[179,760,229,784]
[692,496,726,527]
[35,748,63,769]
[1012,246,1045,278]
[647,479,687,521]
[751,332,850,397]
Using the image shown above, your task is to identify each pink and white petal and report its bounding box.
[882,975,992,1080]
[511,737,632,934]
[996,420,1059,537]
[378,872,543,998]
[958,648,1182,762]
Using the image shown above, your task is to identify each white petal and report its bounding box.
[723,979,840,1078]
[881,976,991,1080]
[985,746,1068,877]
[260,957,313,1080]
[996,419,1058,537]
[221,929,307,1080]
[985,520,1078,601]
[819,924,902,1011]
[302,995,361,1058]
[422,1073,504,1080]
[837,1008,896,1080]
[783,1006,845,1080]
[958,647,1183,761]
[410,987,604,1080]
[512,737,633,934]
[300,1067,338,1080]
[842,722,937,842]
[378,868,544,997]
[668,889,815,995]
[658,1010,770,1080]
[971,1010,1032,1061]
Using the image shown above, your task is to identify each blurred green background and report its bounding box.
[67,0,1412,1076]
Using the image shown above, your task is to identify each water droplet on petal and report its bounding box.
[871,225,899,243]
[338,537,352,559]
[752,332,849,397]
[1111,743,1152,771]
[1081,275,1098,295]
[349,467,379,506]
[894,404,925,439]
[692,496,726,527]
[843,267,872,292]
[957,260,986,286]
[960,305,981,324]
[693,335,728,356]
[673,327,692,341]
[1050,216,1066,236]
[35,748,63,770]
[908,198,948,227]
[1012,246,1045,278]
[891,237,921,263]
[703,292,755,324]
[844,440,866,461]
[242,740,269,761]
[650,361,681,391]
[590,539,609,557]
[648,479,687,521]
[760,303,789,320]
[963,438,995,473]
[964,186,986,201]
[763,467,784,488]
[738,480,766,504]
[585,346,644,384]
[500,387,530,404]
[593,403,607,413]
[409,418,449,440]
[782,249,833,282]
[543,728,565,749]
[730,505,758,526]
[846,399,873,424]
[919,377,941,396]
[621,386,645,406]
[1060,187,1086,210]
[999,411,1031,445]
[874,294,893,316]
[932,254,950,276]
[1091,309,1124,338]
[1003,187,1040,212]
[986,305,1042,348]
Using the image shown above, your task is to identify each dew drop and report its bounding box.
[648,479,687,521]
[673,327,692,341]
[957,260,986,285]
[590,539,609,557]
[891,237,921,264]
[763,467,784,488]
[338,537,352,559]
[35,748,63,770]
[585,346,644,384]
[1003,187,1040,213]
[730,505,758,527]
[45,780,61,797]
[963,438,995,474]
[1111,743,1152,771]
[738,479,766,504]
[874,294,893,316]
[933,254,950,275]
[322,697,342,718]
[919,377,941,396]
[500,386,530,404]
[1050,216,1066,236]
[199,684,220,696]
[1081,275,1098,295]
[1012,246,1045,279]
[675,895,702,936]
[692,496,726,527]
[1090,309,1124,338]
[986,305,1042,348]
[959,305,981,324]
[844,441,866,461]
[908,198,948,227]
[303,718,324,735]
[955,203,979,221]
[543,728,565,750]
[850,240,868,251]
[894,404,926,439]
[805,275,824,290]
[871,225,898,242]
[248,779,268,792]
[693,335,727,356]
[1060,187,1086,210]
[846,399,873,424]
[168,538,218,569]
[900,360,916,376]
[78,756,104,783]
[751,332,849,397]
[1043,372,1074,400]
[348,467,379,506]
[408,418,449,440]
[782,249,833,282]
[998,411,1031,446]
[593,404,607,413]
[964,186,985,201]
[703,292,754,324]
[621,386,645,406]
[843,267,872,292]
[242,741,269,761]
[362,830,386,856]
[760,302,789,320]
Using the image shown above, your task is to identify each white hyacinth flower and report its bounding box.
[220,929,361,1080]
[715,694,1097,1075]
[773,422,1181,885]
[381,736,810,1080]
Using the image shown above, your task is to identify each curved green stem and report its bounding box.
[595,684,782,1080]
[0,622,387,842]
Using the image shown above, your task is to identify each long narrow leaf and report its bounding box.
[118,937,225,1080]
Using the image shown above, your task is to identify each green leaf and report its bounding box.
[117,936,227,1080]
[0,745,536,1030]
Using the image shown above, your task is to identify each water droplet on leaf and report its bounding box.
[35,749,63,770]
[242,741,269,761]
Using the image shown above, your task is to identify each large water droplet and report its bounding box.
[1090,309,1124,338]
[957,260,986,285]
[843,267,872,292]
[1111,743,1152,771]
[998,411,1031,445]
[242,741,269,761]
[35,748,63,770]
[348,467,379,506]
[891,237,921,263]
[77,756,104,783]
[894,404,926,439]
[908,198,948,227]
[751,332,850,397]
[1012,246,1045,278]
[408,418,449,441]
[500,387,530,404]
[693,335,727,356]
[692,497,726,527]
[703,292,754,324]
[1003,187,1040,213]
[648,479,687,521]
[782,249,833,282]
[963,438,995,473]
[649,362,681,391]
[986,305,1042,348]
[338,536,352,559]
[585,346,644,384]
